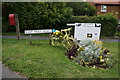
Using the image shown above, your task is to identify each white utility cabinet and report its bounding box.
[74,23,101,41]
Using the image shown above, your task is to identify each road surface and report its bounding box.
[1,35,119,42]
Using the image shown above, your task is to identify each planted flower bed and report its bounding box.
[65,40,114,69]
[51,28,115,69]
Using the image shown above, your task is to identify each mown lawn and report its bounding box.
[2,38,119,78]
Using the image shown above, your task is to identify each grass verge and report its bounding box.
[2,38,119,78]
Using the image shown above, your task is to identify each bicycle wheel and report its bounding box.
[51,38,57,46]
[68,39,75,45]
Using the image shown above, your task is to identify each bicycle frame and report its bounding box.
[51,27,75,49]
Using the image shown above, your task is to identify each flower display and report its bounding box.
[68,40,115,69]
[51,28,114,69]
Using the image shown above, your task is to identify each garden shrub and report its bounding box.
[97,14,118,37]
[66,2,97,16]
[2,2,72,32]
[66,40,115,69]
[51,29,115,69]
[69,16,97,23]
[69,14,118,37]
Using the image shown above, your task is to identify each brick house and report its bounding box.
[95,2,120,19]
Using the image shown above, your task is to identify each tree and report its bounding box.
[67,2,96,16]
[2,2,73,32]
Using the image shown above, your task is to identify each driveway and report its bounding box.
[0,61,28,80]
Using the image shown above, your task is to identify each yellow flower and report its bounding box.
[92,40,95,42]
[95,41,103,45]
[85,62,89,64]
[99,56,102,60]
[79,47,84,51]
[107,52,110,54]
[99,55,104,62]
[70,56,74,58]
[99,41,102,44]
[106,58,109,60]
[60,36,62,37]
[100,59,104,62]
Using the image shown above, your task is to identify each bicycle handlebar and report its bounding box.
[61,28,72,32]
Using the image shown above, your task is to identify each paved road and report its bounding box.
[1,35,50,40]
[0,61,28,80]
[1,35,119,42]
[100,38,119,42]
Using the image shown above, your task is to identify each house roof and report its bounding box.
[86,0,119,2]
[95,2,120,5]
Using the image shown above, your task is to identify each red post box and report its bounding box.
[9,14,16,25]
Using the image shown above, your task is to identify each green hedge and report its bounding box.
[69,14,118,37]
[69,16,97,23]
[2,2,72,32]
[97,14,118,37]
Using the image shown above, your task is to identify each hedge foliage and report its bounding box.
[2,2,72,32]
[2,2,118,37]
[69,14,118,37]
[97,14,118,37]
[2,2,97,32]
[67,2,96,16]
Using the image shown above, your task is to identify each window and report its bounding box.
[101,5,107,12]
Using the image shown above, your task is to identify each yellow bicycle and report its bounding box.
[51,27,75,49]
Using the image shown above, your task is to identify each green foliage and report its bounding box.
[69,14,118,37]
[2,2,72,32]
[69,16,97,23]
[67,2,96,16]
[97,14,118,37]
[71,40,115,68]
